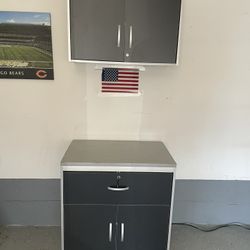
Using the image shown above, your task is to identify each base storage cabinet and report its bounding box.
[61,140,176,250]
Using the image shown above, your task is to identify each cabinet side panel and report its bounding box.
[167,170,176,250]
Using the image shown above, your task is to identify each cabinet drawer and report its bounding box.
[63,171,173,205]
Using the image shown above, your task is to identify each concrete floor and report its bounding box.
[0,225,249,250]
[171,225,250,250]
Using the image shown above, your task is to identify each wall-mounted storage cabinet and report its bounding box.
[69,0,182,64]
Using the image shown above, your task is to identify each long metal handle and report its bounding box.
[117,25,121,47]
[121,223,125,242]
[129,25,133,49]
[107,186,129,192]
[109,223,112,242]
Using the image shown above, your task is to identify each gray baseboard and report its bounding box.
[0,179,60,226]
[173,180,250,224]
[0,179,249,226]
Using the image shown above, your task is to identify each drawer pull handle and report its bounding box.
[109,223,112,242]
[107,186,129,192]
[117,25,121,47]
[121,223,125,242]
[129,25,133,49]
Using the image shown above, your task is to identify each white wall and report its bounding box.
[0,0,87,178]
[85,0,250,180]
[1,0,250,179]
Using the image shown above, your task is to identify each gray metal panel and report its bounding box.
[0,201,60,226]
[173,180,250,224]
[124,0,181,63]
[0,179,60,201]
[0,179,60,226]
[61,140,176,167]
[70,0,125,61]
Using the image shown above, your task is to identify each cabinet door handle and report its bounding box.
[129,25,133,49]
[121,223,125,242]
[107,186,129,192]
[109,223,113,242]
[117,25,121,48]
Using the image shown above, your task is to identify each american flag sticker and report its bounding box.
[101,68,139,94]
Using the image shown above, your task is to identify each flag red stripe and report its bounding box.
[102,80,138,83]
[102,87,138,90]
[102,81,138,84]
[116,79,138,83]
[102,87,138,89]
[102,90,138,93]
[102,83,138,86]
[118,76,139,79]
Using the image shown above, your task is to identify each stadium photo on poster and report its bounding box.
[0,11,54,80]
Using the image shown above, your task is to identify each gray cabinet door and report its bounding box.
[117,206,170,250]
[70,0,125,61]
[124,0,181,63]
[64,205,117,250]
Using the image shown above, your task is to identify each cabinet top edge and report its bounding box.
[61,140,176,167]
[70,59,178,66]
[62,165,176,173]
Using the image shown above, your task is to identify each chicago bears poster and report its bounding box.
[0,11,54,80]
